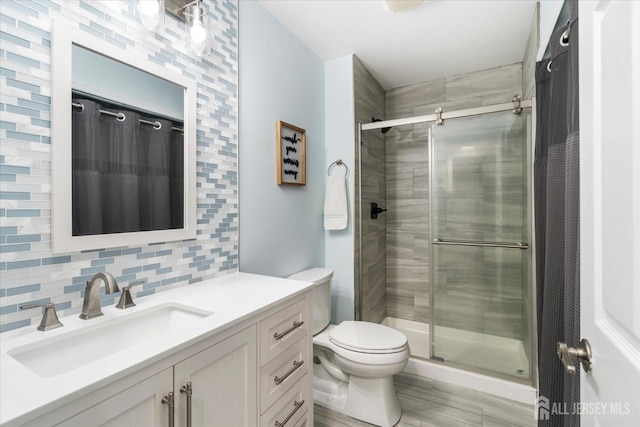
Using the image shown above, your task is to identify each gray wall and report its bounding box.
[384,63,524,324]
[353,56,386,324]
[238,1,326,278]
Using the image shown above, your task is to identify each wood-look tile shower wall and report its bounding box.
[354,55,387,324]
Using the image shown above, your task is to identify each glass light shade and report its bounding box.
[190,19,207,43]
[139,0,165,31]
[184,4,209,57]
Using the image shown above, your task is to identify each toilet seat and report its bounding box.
[329,321,408,354]
[314,323,410,366]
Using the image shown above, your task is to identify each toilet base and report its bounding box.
[345,376,402,427]
[313,363,348,411]
[313,364,402,427]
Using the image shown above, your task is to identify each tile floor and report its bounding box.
[314,373,536,427]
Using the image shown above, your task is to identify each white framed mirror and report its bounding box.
[51,20,197,254]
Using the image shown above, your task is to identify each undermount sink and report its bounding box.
[9,303,213,378]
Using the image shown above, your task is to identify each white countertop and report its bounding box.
[0,272,313,426]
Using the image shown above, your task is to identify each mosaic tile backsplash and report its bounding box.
[0,0,239,332]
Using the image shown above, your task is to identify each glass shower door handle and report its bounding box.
[432,238,529,249]
[557,339,592,374]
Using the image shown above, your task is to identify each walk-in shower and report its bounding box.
[356,100,535,390]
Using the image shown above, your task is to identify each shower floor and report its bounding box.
[382,317,530,379]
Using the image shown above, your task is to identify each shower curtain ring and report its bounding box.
[560,21,570,46]
[116,112,126,122]
[154,121,162,130]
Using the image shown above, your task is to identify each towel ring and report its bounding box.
[328,159,349,178]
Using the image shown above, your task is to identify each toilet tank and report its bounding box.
[287,268,334,335]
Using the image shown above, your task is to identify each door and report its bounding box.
[429,110,533,381]
[56,368,173,427]
[580,1,640,425]
[174,325,258,426]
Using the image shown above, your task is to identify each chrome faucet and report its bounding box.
[79,272,120,319]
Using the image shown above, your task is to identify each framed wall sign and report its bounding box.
[276,120,306,185]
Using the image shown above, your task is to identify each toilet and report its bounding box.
[288,268,409,427]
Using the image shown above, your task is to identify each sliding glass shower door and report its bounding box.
[429,110,533,381]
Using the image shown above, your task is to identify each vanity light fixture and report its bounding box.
[140,0,210,57]
[183,0,209,57]
[138,0,165,31]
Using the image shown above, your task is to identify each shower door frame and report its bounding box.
[357,99,538,386]
[360,101,532,131]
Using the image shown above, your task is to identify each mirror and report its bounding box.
[52,20,197,254]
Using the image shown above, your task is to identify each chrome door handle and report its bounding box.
[161,392,174,427]
[557,338,592,374]
[274,321,304,340]
[180,382,192,427]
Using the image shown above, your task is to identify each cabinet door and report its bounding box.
[175,325,258,427]
[56,368,173,427]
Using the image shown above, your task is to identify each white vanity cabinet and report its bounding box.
[16,289,312,427]
[259,298,310,426]
[173,325,257,427]
[55,326,257,427]
[56,368,174,427]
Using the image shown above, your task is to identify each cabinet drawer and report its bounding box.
[260,298,308,365]
[260,375,309,427]
[289,410,309,427]
[260,336,308,413]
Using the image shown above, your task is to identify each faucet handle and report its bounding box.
[20,303,63,331]
[116,280,146,309]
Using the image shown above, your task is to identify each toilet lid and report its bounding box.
[329,321,407,353]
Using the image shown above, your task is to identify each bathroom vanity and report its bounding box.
[0,273,313,427]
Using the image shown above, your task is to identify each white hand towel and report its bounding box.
[324,175,348,230]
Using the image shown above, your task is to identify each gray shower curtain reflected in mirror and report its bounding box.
[71,99,184,236]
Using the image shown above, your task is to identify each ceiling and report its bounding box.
[258,0,538,90]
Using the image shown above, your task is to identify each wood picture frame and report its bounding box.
[276,120,306,185]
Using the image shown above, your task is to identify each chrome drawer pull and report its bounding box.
[274,400,304,427]
[274,360,305,385]
[274,321,304,340]
[161,392,175,427]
